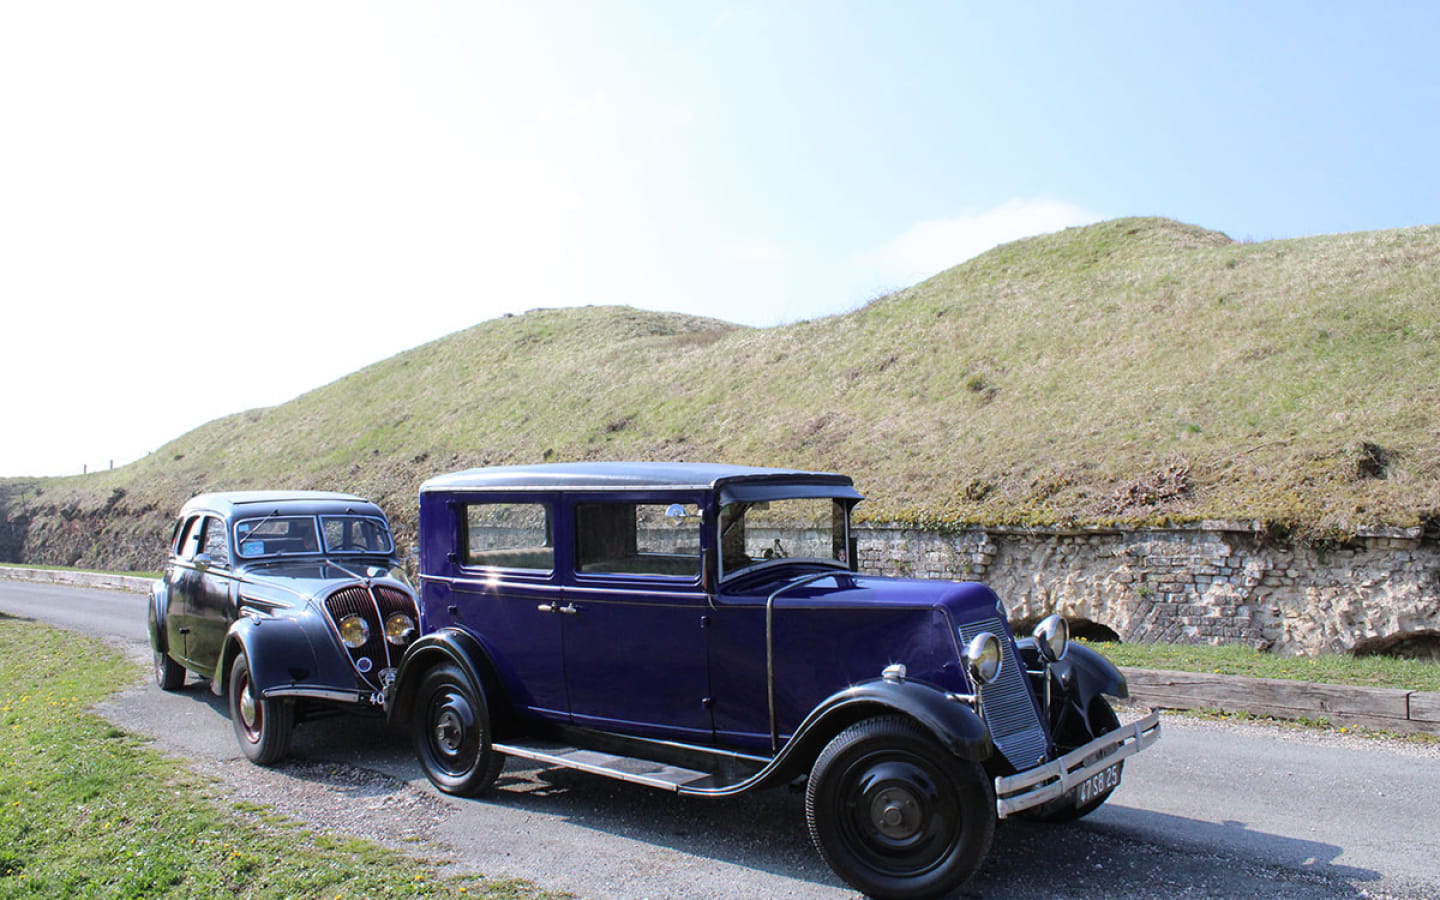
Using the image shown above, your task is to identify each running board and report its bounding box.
[492,739,722,791]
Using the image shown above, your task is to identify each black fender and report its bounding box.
[214,615,333,699]
[146,580,168,653]
[724,677,993,794]
[386,628,510,731]
[1050,642,1128,705]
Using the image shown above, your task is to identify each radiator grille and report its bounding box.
[324,584,418,689]
[958,616,1051,770]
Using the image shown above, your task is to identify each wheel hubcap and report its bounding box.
[435,708,464,755]
[238,674,261,740]
[871,786,922,839]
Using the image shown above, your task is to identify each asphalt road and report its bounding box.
[3,579,1438,899]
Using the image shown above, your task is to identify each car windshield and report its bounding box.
[321,515,395,554]
[719,497,850,580]
[234,516,323,558]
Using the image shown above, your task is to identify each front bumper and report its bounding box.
[993,709,1161,818]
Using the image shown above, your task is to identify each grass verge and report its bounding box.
[0,617,564,899]
[1085,639,1440,692]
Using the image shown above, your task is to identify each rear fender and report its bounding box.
[147,580,168,652]
[387,629,510,730]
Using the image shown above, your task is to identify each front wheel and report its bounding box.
[413,664,505,796]
[806,716,995,900]
[228,650,294,765]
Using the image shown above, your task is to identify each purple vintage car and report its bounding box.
[385,463,1160,900]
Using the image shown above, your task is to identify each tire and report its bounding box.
[153,647,186,691]
[413,663,505,796]
[1021,698,1122,823]
[806,715,995,900]
[228,650,295,766]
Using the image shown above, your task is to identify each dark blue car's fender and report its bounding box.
[701,676,994,795]
[213,613,359,702]
[147,579,168,653]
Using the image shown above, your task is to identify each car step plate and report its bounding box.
[493,739,718,791]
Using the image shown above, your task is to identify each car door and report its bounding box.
[166,513,206,666]
[448,496,569,721]
[185,514,235,673]
[561,496,713,742]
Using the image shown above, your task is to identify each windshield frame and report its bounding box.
[717,495,854,583]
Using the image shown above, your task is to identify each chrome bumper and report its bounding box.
[993,709,1161,818]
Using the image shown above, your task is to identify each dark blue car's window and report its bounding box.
[720,497,849,580]
[575,502,700,577]
[234,516,322,558]
[463,502,553,571]
[321,515,394,554]
[201,516,231,567]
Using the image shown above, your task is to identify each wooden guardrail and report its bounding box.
[1124,667,1440,736]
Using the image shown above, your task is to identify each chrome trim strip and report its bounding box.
[993,710,1161,818]
[261,687,368,703]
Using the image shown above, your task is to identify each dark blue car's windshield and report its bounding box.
[234,516,322,558]
[719,497,850,581]
[321,515,395,555]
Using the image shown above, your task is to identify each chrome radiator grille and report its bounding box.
[958,616,1050,771]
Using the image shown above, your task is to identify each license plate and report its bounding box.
[1076,763,1121,804]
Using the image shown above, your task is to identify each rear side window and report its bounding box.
[463,503,553,571]
[575,502,700,577]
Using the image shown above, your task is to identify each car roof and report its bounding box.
[179,491,387,520]
[419,461,859,499]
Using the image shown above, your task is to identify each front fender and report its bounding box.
[387,629,509,729]
[1051,642,1128,705]
[217,615,348,700]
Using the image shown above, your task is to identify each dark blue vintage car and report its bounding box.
[386,463,1160,900]
[148,491,420,764]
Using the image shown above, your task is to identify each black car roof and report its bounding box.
[419,462,860,501]
[179,491,388,520]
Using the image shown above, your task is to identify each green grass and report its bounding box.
[1086,639,1440,692]
[0,617,565,899]
[5,217,1440,571]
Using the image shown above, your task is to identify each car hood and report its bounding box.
[741,569,1008,620]
[234,559,413,605]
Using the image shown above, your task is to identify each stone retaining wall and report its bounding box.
[856,523,1440,655]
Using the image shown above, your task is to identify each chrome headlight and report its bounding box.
[384,612,416,645]
[1033,614,1069,663]
[338,614,370,649]
[964,631,1002,685]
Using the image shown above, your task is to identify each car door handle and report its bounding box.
[537,603,555,613]
[558,603,579,615]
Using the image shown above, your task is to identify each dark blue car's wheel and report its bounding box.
[153,647,185,691]
[806,716,994,900]
[414,664,505,796]
[228,650,294,766]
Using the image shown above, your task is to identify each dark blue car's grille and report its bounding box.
[325,585,418,689]
[958,616,1050,771]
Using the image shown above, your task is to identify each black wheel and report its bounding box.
[806,716,995,900]
[228,650,294,766]
[1022,698,1122,823]
[153,647,186,691]
[413,664,505,796]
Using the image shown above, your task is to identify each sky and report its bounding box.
[2,1,1437,478]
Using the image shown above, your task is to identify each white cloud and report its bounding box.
[860,198,1103,287]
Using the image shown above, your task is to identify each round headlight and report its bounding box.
[338,614,370,649]
[1033,614,1069,663]
[964,632,1002,686]
[384,612,416,645]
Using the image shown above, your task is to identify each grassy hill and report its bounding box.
[4,217,1439,571]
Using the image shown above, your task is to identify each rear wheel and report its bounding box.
[153,647,186,691]
[413,664,505,796]
[228,650,294,765]
[806,716,995,900]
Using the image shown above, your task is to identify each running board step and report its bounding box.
[493,739,722,791]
